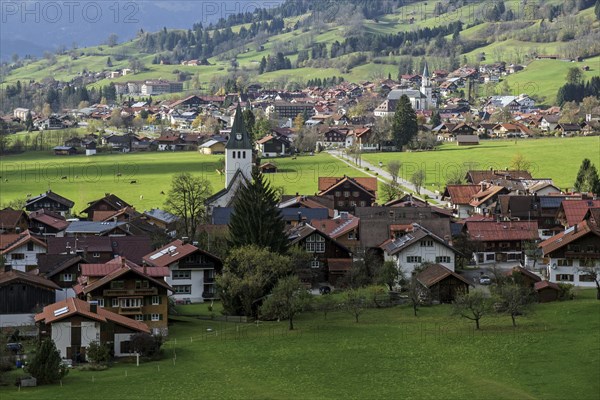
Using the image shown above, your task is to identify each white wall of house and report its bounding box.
[384,240,455,276]
[81,321,100,347]
[546,258,599,287]
[55,288,76,302]
[114,333,134,356]
[52,321,72,359]
[5,243,46,271]
[166,265,208,303]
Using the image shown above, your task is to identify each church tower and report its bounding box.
[225,104,253,188]
[421,61,432,109]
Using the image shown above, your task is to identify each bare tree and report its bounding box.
[407,276,430,316]
[344,289,369,323]
[578,259,600,300]
[164,173,212,241]
[386,160,401,184]
[495,284,533,327]
[410,169,426,195]
[452,290,492,330]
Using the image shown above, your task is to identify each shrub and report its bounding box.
[130,333,163,358]
[557,283,574,300]
[86,341,110,365]
[26,339,68,385]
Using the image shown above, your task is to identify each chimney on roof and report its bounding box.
[574,224,578,233]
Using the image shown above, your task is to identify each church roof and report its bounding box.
[423,61,430,79]
[226,103,252,150]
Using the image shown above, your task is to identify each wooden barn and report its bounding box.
[534,280,561,303]
[0,270,59,323]
[259,162,278,174]
[416,263,471,303]
[53,146,77,155]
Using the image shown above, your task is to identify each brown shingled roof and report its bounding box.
[35,297,150,333]
[445,185,480,205]
[0,269,60,290]
[416,264,471,288]
[318,176,378,193]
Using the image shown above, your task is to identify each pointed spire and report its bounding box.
[422,60,430,79]
[226,103,252,150]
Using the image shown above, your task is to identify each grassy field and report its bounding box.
[1,289,598,400]
[0,151,365,213]
[361,137,600,192]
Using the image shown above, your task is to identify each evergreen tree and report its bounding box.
[106,57,113,67]
[431,111,441,127]
[242,108,256,140]
[259,56,267,74]
[25,110,33,132]
[26,339,68,385]
[574,158,600,195]
[228,170,289,253]
[392,95,418,150]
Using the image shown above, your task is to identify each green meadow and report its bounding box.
[361,137,600,192]
[0,152,365,213]
[1,290,598,400]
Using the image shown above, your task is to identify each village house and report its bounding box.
[46,236,153,265]
[142,240,222,303]
[310,213,360,253]
[380,223,460,276]
[539,214,600,288]
[464,220,539,265]
[81,194,132,221]
[28,210,70,237]
[318,176,378,213]
[76,257,172,335]
[256,134,291,157]
[0,230,47,272]
[0,208,29,234]
[288,223,353,287]
[35,297,150,360]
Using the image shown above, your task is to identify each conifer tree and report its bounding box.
[227,170,288,253]
[574,158,600,195]
[26,339,68,385]
[392,95,418,150]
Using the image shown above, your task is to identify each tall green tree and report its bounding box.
[392,95,418,150]
[566,67,583,85]
[574,158,600,195]
[228,170,289,253]
[430,111,441,127]
[242,108,256,140]
[25,110,34,132]
[217,245,292,317]
[164,172,212,241]
[26,339,68,385]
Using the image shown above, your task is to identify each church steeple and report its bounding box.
[225,103,253,188]
[226,103,252,150]
[422,61,430,80]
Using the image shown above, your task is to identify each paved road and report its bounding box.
[328,150,442,203]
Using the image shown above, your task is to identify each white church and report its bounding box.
[374,62,434,117]
[205,104,254,214]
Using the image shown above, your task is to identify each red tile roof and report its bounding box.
[559,200,600,227]
[445,185,480,205]
[81,257,170,278]
[0,208,27,229]
[466,221,539,241]
[0,230,47,254]
[29,212,69,231]
[80,263,173,295]
[142,239,199,268]
[539,220,600,255]
[35,297,150,333]
[310,216,359,239]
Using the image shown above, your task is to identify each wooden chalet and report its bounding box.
[25,190,74,217]
[288,223,353,287]
[81,194,132,221]
[318,176,378,212]
[0,208,29,234]
[76,257,172,335]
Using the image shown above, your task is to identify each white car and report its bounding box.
[479,275,492,285]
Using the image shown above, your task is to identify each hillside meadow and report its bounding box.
[361,136,600,193]
[0,152,364,213]
[1,290,598,400]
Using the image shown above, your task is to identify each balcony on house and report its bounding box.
[103,287,158,296]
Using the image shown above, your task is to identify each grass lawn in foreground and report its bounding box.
[1,290,598,400]
[361,137,600,193]
[0,152,364,212]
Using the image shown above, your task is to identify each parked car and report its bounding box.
[479,275,492,285]
[319,286,331,294]
[6,343,23,354]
